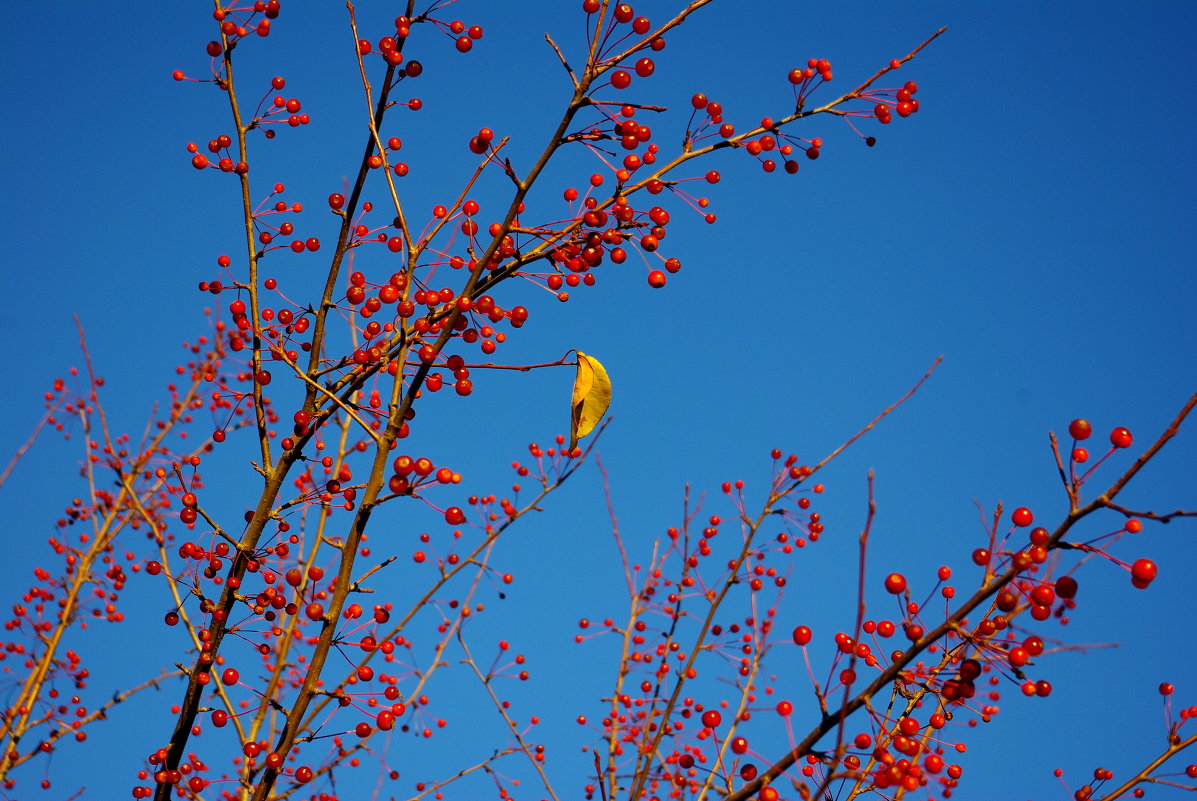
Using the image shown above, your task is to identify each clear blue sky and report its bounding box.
[1,3,1194,799]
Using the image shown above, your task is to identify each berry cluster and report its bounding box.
[0,328,232,791]
[561,411,1186,801]
[9,3,1192,801]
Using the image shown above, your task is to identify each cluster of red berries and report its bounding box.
[1064,419,1156,588]
[186,139,249,174]
[874,81,920,123]
[439,17,484,53]
[1068,417,1133,462]
[212,0,279,48]
[356,14,485,58]
[584,2,665,61]
[553,166,697,289]
[112,6,994,801]
[357,15,415,62]
[746,411,1170,801]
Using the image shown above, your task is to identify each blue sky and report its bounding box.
[1,3,1194,799]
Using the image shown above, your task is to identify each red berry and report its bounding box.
[647,270,666,288]
[792,625,811,645]
[1011,507,1034,527]
[701,709,721,728]
[1109,427,1133,449]
[445,507,466,525]
[1030,585,1055,606]
[884,573,906,594]
[1130,558,1157,586]
[221,668,239,686]
[1068,419,1092,440]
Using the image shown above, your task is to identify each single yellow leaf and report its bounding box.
[570,351,611,451]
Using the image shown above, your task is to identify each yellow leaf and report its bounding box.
[570,351,611,452]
